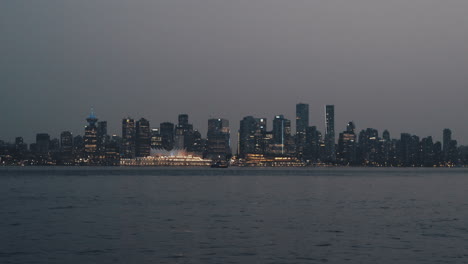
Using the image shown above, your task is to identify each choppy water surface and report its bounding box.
[1,167,468,264]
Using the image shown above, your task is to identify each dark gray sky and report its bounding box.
[1,0,467,146]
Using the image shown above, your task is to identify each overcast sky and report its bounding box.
[1,0,467,146]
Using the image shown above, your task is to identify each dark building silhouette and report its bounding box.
[381,130,393,166]
[295,103,309,158]
[73,135,84,159]
[324,105,336,162]
[14,137,26,156]
[188,130,204,154]
[160,122,175,151]
[36,133,50,155]
[433,141,443,166]
[178,114,189,127]
[206,118,231,160]
[304,126,321,162]
[121,118,136,158]
[337,122,357,165]
[136,118,151,157]
[443,128,451,162]
[60,131,73,165]
[358,128,379,165]
[443,129,458,165]
[421,136,434,167]
[174,114,194,150]
[399,133,421,166]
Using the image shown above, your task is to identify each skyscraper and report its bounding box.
[160,122,175,151]
[84,110,99,163]
[150,128,163,149]
[337,121,356,165]
[206,118,231,160]
[136,118,151,157]
[97,121,108,154]
[304,126,321,162]
[325,105,336,162]
[443,128,451,162]
[36,133,50,155]
[239,116,267,158]
[272,115,293,155]
[60,131,73,164]
[271,115,295,156]
[174,114,194,150]
[296,103,309,158]
[121,118,136,158]
[178,114,189,127]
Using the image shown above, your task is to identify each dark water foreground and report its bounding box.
[1,167,468,264]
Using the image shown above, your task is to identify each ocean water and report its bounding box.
[1,167,468,264]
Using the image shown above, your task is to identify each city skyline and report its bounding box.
[1,103,467,167]
[1,104,465,147]
[1,1,468,145]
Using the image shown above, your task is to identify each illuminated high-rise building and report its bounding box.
[337,121,356,165]
[272,115,294,156]
[84,110,98,161]
[296,103,309,158]
[121,118,136,158]
[151,128,163,149]
[136,118,151,157]
[239,116,267,158]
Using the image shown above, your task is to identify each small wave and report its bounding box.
[315,243,332,247]
[76,249,106,255]
[48,205,82,210]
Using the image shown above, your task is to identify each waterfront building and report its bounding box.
[36,133,50,155]
[337,122,357,165]
[160,122,175,151]
[84,111,98,162]
[239,116,267,158]
[150,128,163,149]
[272,115,294,155]
[136,118,151,157]
[121,118,136,158]
[206,118,231,160]
[174,114,194,150]
[60,131,73,165]
[97,121,108,154]
[296,103,309,158]
[443,128,451,162]
[358,128,379,166]
[324,105,336,162]
[304,126,321,162]
[443,129,458,165]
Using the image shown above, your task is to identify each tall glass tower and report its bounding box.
[325,105,336,162]
[296,103,309,157]
[84,110,98,159]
